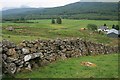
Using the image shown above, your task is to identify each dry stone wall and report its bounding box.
[1,38,118,75]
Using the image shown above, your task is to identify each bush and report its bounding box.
[112,24,115,29]
[51,19,55,24]
[115,25,119,30]
[87,24,97,31]
[104,24,107,26]
[112,25,120,30]
[56,17,62,24]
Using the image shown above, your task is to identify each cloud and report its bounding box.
[1,0,119,9]
[1,0,80,8]
[80,0,119,2]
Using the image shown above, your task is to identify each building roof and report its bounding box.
[107,29,119,35]
[99,26,108,30]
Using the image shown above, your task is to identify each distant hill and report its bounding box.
[3,8,40,15]
[2,2,118,20]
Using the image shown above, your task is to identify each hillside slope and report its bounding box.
[2,2,118,20]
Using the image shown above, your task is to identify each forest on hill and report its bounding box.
[2,2,119,20]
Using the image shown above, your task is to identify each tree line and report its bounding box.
[2,2,118,21]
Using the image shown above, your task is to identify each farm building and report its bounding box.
[98,26,109,32]
[107,29,120,38]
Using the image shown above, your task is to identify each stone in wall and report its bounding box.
[1,38,118,75]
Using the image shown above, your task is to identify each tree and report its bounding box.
[51,18,55,24]
[104,24,107,26]
[112,24,115,29]
[56,17,62,24]
[19,17,25,21]
[112,25,119,30]
[115,25,119,30]
[87,24,97,31]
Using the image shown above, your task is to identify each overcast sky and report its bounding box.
[0,0,80,8]
[0,0,119,9]
[81,0,119,2]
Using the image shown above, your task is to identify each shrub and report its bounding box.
[112,25,120,30]
[112,24,115,29]
[56,17,62,24]
[51,18,55,24]
[115,25,119,30]
[87,24,97,31]
[104,24,107,26]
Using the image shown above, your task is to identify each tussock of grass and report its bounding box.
[16,54,118,78]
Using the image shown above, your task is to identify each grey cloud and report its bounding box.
[80,0,119,2]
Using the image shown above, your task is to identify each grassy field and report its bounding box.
[16,54,118,78]
[2,20,119,78]
[2,19,118,46]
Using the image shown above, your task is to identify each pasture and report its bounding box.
[1,19,119,79]
[16,54,118,78]
[2,19,118,46]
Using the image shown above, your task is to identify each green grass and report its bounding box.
[2,20,119,78]
[2,19,118,45]
[16,53,118,78]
